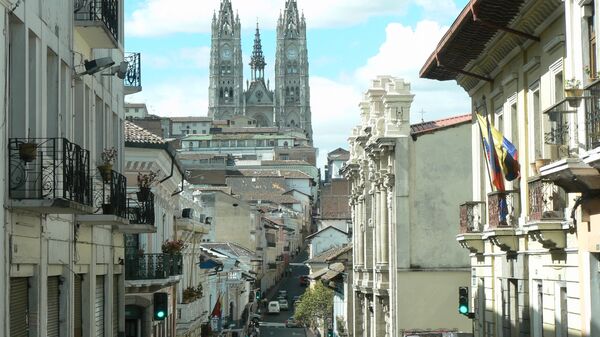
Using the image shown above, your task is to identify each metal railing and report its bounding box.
[93,170,127,218]
[459,202,485,233]
[124,52,141,88]
[487,190,520,229]
[544,99,575,159]
[267,263,277,270]
[125,253,183,280]
[127,191,155,226]
[585,80,600,149]
[74,0,119,42]
[527,177,566,221]
[266,242,276,248]
[9,138,92,205]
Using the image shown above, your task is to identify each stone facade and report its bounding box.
[344,76,472,337]
[208,0,313,142]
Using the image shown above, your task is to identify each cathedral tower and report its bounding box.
[275,0,313,142]
[208,0,244,119]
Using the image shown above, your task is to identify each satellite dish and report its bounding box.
[80,57,115,76]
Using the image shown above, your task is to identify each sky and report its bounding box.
[124,0,472,169]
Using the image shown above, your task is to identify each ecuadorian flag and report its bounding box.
[477,113,505,191]
[477,113,521,184]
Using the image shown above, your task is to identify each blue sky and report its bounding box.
[124,0,471,168]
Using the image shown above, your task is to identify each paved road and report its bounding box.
[259,249,309,336]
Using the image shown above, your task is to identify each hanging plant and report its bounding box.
[161,239,186,255]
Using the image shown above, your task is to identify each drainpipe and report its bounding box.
[159,146,185,196]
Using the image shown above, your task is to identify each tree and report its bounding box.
[294,282,334,331]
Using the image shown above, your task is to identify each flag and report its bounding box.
[477,114,521,180]
[211,293,222,318]
[477,113,505,191]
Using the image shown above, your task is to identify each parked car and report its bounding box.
[292,295,300,303]
[279,299,289,311]
[286,316,301,328]
[268,301,280,314]
[278,290,288,298]
[299,275,309,286]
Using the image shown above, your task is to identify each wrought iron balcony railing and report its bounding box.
[127,192,155,226]
[459,202,485,233]
[125,253,183,280]
[527,177,566,221]
[124,52,142,90]
[487,190,520,229]
[9,138,92,205]
[93,170,127,218]
[267,263,277,270]
[585,80,600,150]
[543,99,575,159]
[267,242,276,248]
[74,0,119,43]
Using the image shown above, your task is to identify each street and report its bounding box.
[259,249,310,337]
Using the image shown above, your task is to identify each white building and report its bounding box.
[171,117,213,137]
[3,1,141,336]
[306,226,350,259]
[420,1,600,336]
[344,76,472,337]
[125,103,150,119]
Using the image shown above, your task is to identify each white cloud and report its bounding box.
[354,20,470,122]
[126,0,411,37]
[126,76,210,117]
[414,0,459,22]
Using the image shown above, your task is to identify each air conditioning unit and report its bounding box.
[182,208,193,219]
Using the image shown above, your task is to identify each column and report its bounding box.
[374,296,386,337]
[380,182,388,264]
[374,182,381,264]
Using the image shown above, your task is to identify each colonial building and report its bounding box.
[320,148,352,233]
[3,1,141,336]
[208,0,313,142]
[343,76,472,337]
[420,0,600,336]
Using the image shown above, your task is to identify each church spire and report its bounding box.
[250,22,266,81]
[283,0,301,37]
[217,0,236,37]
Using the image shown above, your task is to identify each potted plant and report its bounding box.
[161,239,186,255]
[585,65,600,82]
[98,147,117,182]
[182,284,203,303]
[565,78,583,107]
[18,141,38,163]
[137,171,158,201]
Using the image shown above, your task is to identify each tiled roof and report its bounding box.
[305,225,349,240]
[305,244,352,264]
[200,242,260,260]
[410,114,471,137]
[170,116,212,123]
[124,120,166,144]
[260,160,312,166]
[235,169,312,180]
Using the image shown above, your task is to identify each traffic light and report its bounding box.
[255,289,261,300]
[327,328,334,337]
[153,292,168,320]
[458,287,469,315]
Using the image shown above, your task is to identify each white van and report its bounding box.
[268,301,280,314]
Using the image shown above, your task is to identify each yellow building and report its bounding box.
[421,0,600,336]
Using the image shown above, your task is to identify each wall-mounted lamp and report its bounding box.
[74,57,115,78]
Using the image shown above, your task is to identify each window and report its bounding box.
[280,154,289,160]
[202,130,207,134]
[589,4,597,77]
[192,130,197,134]
[556,286,568,337]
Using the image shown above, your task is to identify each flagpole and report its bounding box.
[477,117,495,192]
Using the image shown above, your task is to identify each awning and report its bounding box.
[321,263,345,281]
[308,268,327,280]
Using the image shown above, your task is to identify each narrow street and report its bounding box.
[258,249,310,337]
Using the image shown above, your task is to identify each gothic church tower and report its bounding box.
[275,0,312,142]
[208,0,243,119]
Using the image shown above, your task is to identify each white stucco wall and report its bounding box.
[309,228,349,258]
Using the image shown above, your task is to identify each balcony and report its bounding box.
[525,177,568,250]
[124,52,142,95]
[483,190,520,252]
[456,202,485,254]
[125,253,182,289]
[267,263,277,270]
[77,170,129,226]
[74,0,119,48]
[8,138,93,214]
[125,192,157,233]
[543,98,575,161]
[582,80,600,175]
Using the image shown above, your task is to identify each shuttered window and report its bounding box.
[47,276,60,337]
[96,276,105,337]
[74,275,83,337]
[113,275,119,337]
[10,278,29,337]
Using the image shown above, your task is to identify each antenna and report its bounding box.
[419,109,426,123]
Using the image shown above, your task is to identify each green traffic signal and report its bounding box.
[153,292,168,321]
[459,304,468,314]
[156,310,166,319]
[255,290,261,300]
[458,286,469,316]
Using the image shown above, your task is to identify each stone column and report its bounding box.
[374,296,386,337]
[359,195,365,266]
[374,181,381,264]
[379,178,387,265]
